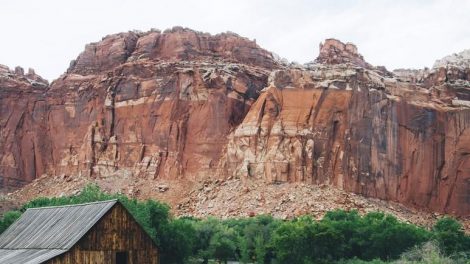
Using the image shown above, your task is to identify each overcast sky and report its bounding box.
[1,0,470,81]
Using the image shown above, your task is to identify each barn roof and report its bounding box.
[0,249,67,264]
[0,199,118,264]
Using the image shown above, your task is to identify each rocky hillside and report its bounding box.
[1,28,469,220]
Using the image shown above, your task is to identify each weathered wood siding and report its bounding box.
[45,203,158,264]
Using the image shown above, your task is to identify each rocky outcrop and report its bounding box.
[0,28,277,192]
[434,49,470,69]
[0,65,48,192]
[315,39,372,69]
[68,27,276,75]
[1,28,469,217]
[47,61,271,181]
[222,43,470,216]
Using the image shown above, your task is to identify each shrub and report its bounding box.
[396,241,456,264]
[432,217,468,255]
[0,210,21,234]
[1,186,469,264]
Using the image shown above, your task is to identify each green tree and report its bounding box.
[193,218,221,264]
[0,211,21,233]
[133,199,170,244]
[239,235,251,264]
[310,220,347,261]
[432,217,468,255]
[209,225,238,263]
[159,218,196,264]
[347,212,429,260]
[21,184,115,210]
[254,233,267,264]
[271,216,315,263]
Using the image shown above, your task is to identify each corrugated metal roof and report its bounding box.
[0,199,117,250]
[0,249,67,264]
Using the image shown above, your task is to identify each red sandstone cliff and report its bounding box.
[1,27,277,191]
[1,29,469,217]
[0,65,48,191]
[222,40,470,216]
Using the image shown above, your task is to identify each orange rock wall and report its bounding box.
[0,67,49,191]
[223,67,470,216]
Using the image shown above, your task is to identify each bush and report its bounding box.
[1,186,469,264]
[21,184,116,209]
[432,217,469,255]
[355,212,430,260]
[0,210,21,234]
[271,211,433,263]
[271,216,317,263]
[396,241,463,264]
[159,218,196,264]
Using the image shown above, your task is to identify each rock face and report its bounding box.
[222,41,470,216]
[315,39,371,69]
[1,28,469,217]
[0,65,48,191]
[0,28,276,193]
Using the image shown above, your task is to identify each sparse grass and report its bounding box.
[338,241,470,264]
[395,241,469,264]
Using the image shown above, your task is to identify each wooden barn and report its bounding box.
[0,200,158,264]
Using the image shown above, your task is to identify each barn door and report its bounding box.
[116,251,128,264]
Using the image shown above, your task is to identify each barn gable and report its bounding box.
[0,200,158,264]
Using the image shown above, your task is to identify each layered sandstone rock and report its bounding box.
[68,27,276,75]
[0,65,48,192]
[222,42,470,216]
[1,28,469,217]
[0,28,277,193]
[47,61,271,181]
[315,39,371,69]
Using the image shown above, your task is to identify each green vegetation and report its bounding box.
[1,184,469,263]
[0,210,21,234]
[338,241,470,264]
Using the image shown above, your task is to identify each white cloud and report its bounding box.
[0,0,469,80]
